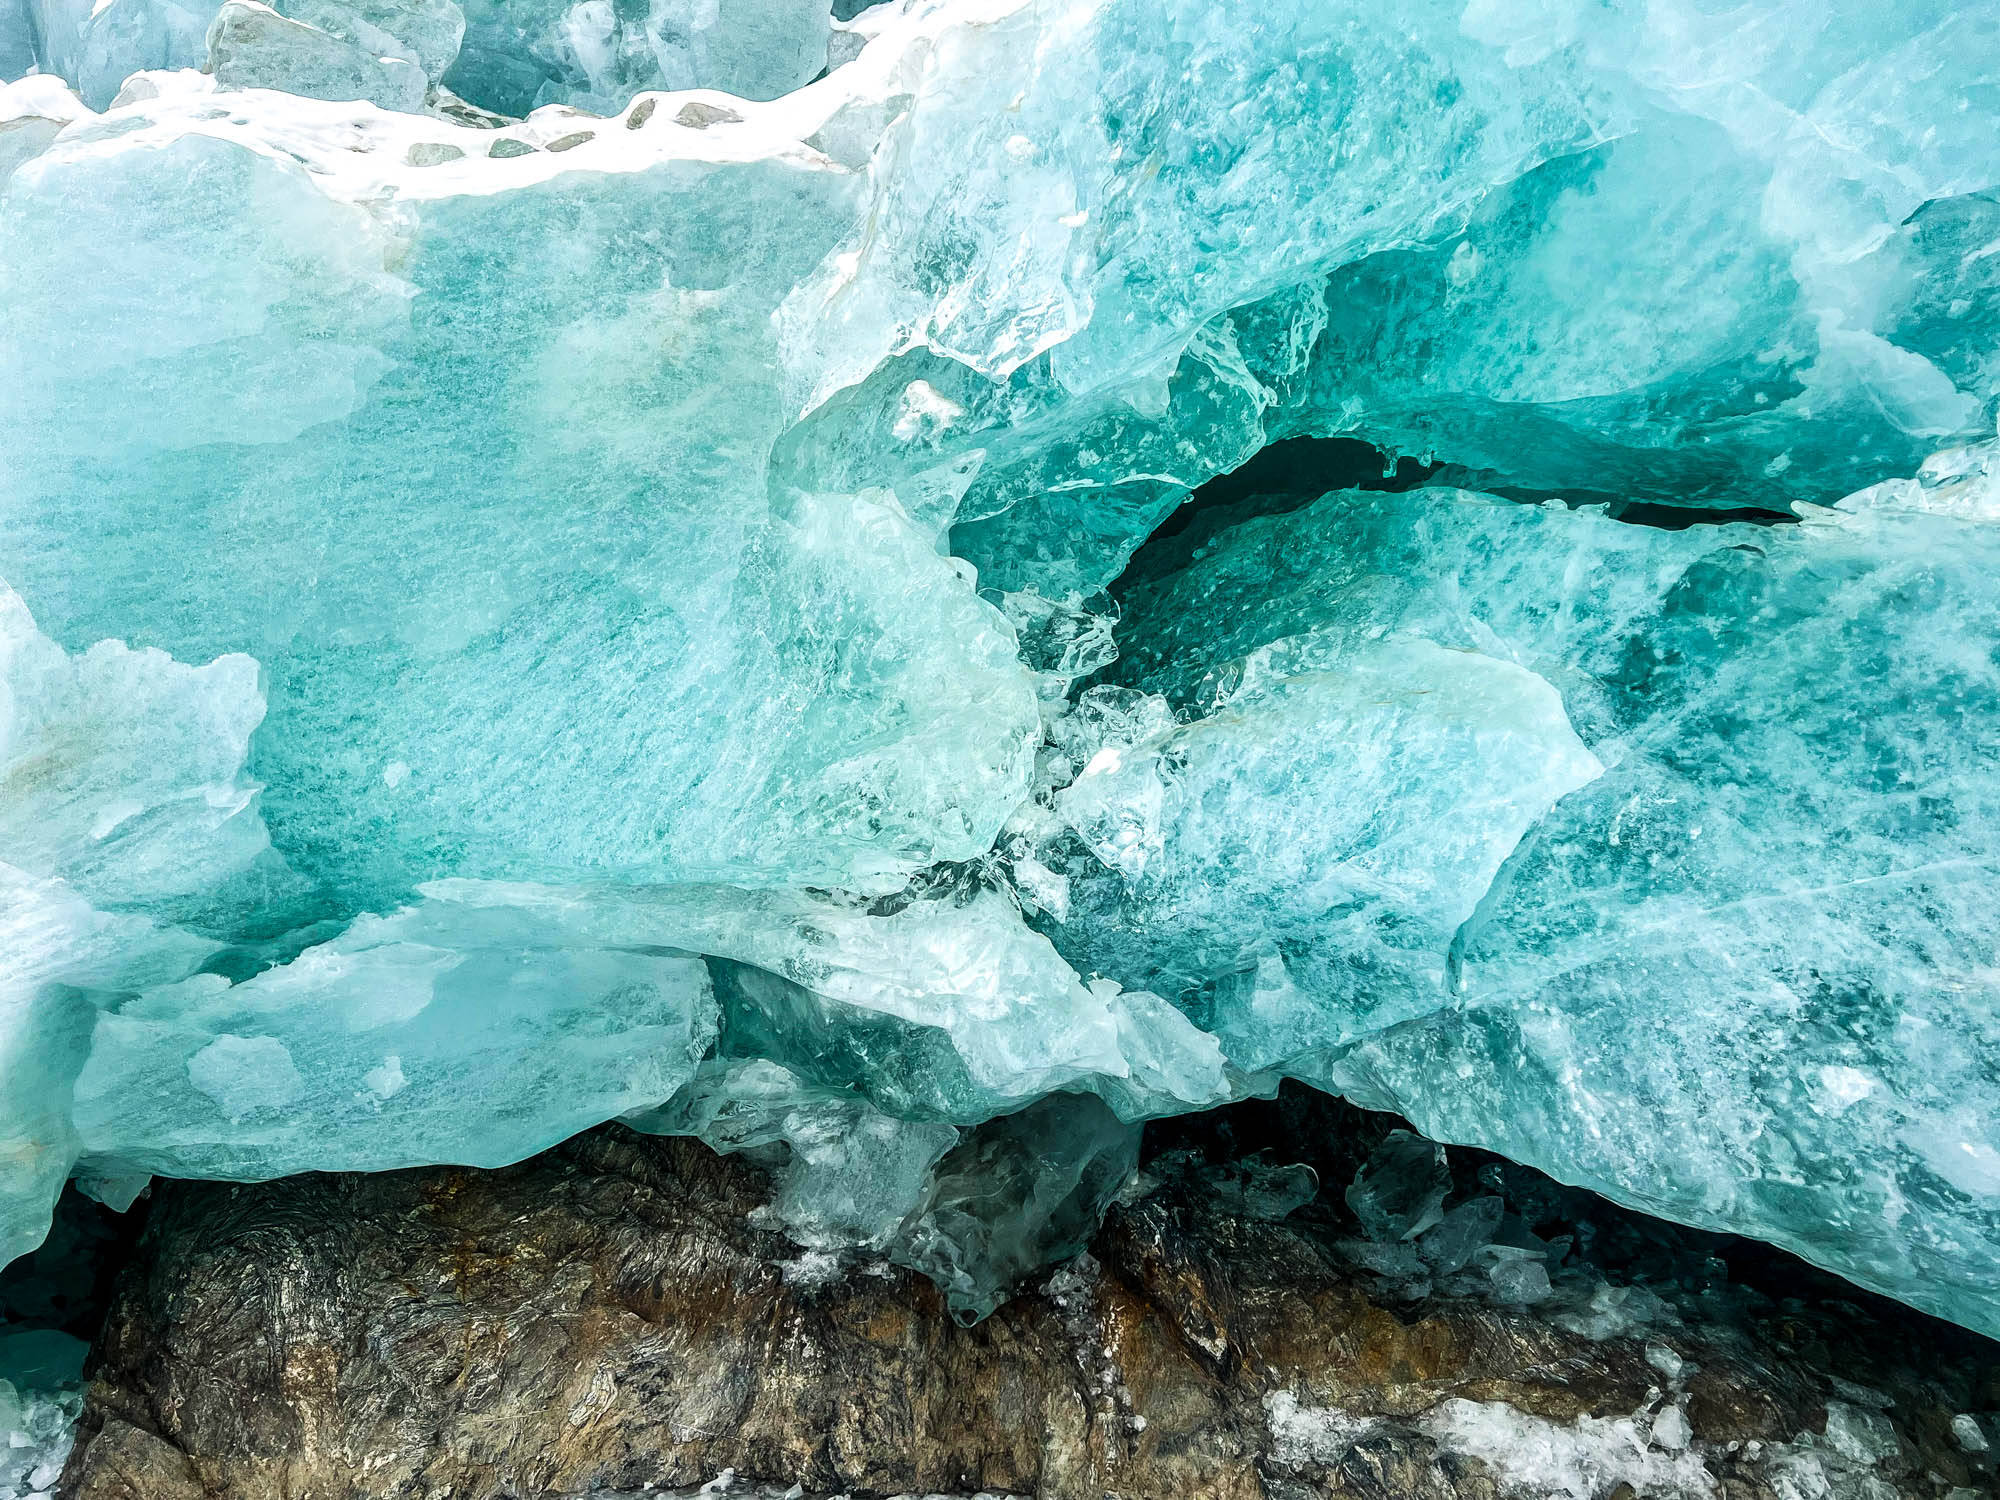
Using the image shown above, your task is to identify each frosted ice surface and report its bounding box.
[1419,1397,1715,1500]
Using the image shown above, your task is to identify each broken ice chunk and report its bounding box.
[1484,1251,1553,1306]
[630,1056,959,1254]
[894,1092,1140,1324]
[988,589,1120,684]
[1194,1155,1319,1221]
[1346,1130,1449,1244]
[0,583,267,912]
[1418,1195,1504,1275]
[206,1,429,113]
[0,76,90,183]
[431,879,1230,1124]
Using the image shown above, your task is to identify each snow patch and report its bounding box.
[1264,1390,1379,1468]
[1420,1397,1715,1500]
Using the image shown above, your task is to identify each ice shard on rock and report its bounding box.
[629,1055,962,1255]
[1,0,1998,1336]
[627,1056,1141,1321]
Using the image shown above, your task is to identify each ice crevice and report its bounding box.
[1,0,1999,1362]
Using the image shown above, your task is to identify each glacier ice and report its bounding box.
[9,0,825,111]
[1052,476,2000,1336]
[69,893,718,1183]
[446,0,832,115]
[204,0,433,112]
[0,100,1040,900]
[2,0,1999,1336]
[1053,637,1603,1065]
[1316,495,2000,1336]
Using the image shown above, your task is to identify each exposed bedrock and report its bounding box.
[60,1101,2000,1500]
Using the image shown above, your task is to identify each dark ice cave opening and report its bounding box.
[1116,432,1803,604]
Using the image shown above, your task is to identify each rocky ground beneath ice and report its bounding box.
[38,1092,2000,1500]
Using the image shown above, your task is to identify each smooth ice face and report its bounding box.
[1273,109,1997,512]
[276,0,466,79]
[70,896,718,1182]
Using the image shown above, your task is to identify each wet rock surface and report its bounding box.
[59,1096,2000,1500]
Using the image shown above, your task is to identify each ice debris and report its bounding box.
[0,1328,85,1500]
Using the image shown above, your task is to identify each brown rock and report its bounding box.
[60,1127,2000,1500]
[59,1421,204,1500]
